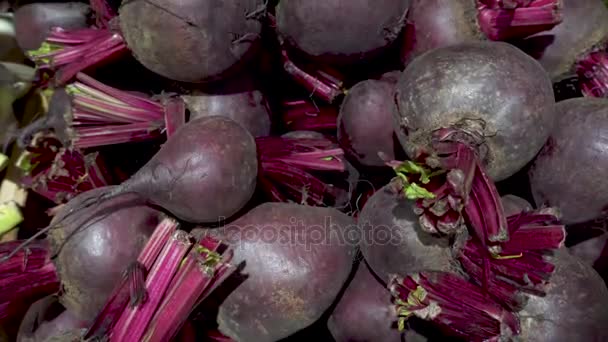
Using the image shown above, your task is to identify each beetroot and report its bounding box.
[48,186,161,321]
[569,229,608,281]
[338,73,403,168]
[395,41,554,181]
[14,3,90,51]
[57,116,257,224]
[117,0,264,83]
[501,194,533,216]
[517,249,608,341]
[390,41,555,253]
[275,0,410,65]
[518,0,608,97]
[401,0,563,65]
[204,202,357,342]
[24,0,265,84]
[529,97,608,224]
[358,183,455,283]
[17,296,87,342]
[182,75,271,137]
[327,263,405,342]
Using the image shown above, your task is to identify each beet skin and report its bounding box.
[205,202,357,342]
[529,97,608,224]
[394,41,555,181]
[49,186,161,321]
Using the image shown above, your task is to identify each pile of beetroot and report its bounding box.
[1,0,608,341]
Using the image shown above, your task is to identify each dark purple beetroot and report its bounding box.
[204,202,357,342]
[358,183,455,283]
[338,73,402,168]
[569,230,608,282]
[529,97,608,224]
[517,249,608,341]
[395,41,555,181]
[17,296,87,342]
[51,116,258,224]
[519,0,608,86]
[501,195,533,217]
[118,0,264,83]
[275,0,411,65]
[401,0,563,65]
[48,186,161,321]
[14,3,90,51]
[182,75,271,137]
[327,263,405,342]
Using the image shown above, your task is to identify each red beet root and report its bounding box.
[182,75,271,137]
[338,73,402,168]
[358,183,455,283]
[48,186,162,320]
[401,0,563,65]
[275,0,411,65]
[517,250,608,341]
[17,296,87,342]
[204,202,357,342]
[529,97,608,224]
[518,0,608,97]
[327,263,405,342]
[118,0,265,82]
[14,3,90,51]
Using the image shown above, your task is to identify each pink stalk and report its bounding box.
[90,0,117,28]
[63,73,167,148]
[389,272,520,340]
[281,50,345,103]
[143,237,235,342]
[85,218,178,339]
[256,136,346,205]
[477,0,563,41]
[19,135,115,204]
[163,97,187,138]
[576,50,608,98]
[0,240,59,321]
[27,27,128,85]
[110,230,192,342]
[458,209,565,308]
[282,99,339,132]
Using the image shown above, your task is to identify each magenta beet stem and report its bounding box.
[28,27,128,85]
[22,142,114,204]
[90,0,117,28]
[0,240,58,321]
[281,50,345,104]
[163,97,187,138]
[389,272,520,341]
[458,209,565,308]
[86,219,178,339]
[282,99,339,131]
[111,230,192,342]
[64,73,166,148]
[476,0,563,41]
[256,136,346,205]
[577,50,608,98]
[143,237,235,342]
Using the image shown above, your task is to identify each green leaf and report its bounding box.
[0,201,23,235]
[404,183,436,200]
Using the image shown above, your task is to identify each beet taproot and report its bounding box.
[48,186,161,321]
[338,73,402,168]
[529,97,608,224]
[275,0,410,65]
[395,41,555,181]
[204,202,357,342]
[118,0,264,82]
[14,3,90,51]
